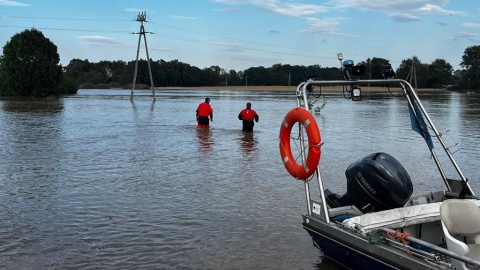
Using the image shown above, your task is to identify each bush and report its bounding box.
[56,76,78,94]
[109,82,122,89]
[79,83,95,89]
[95,83,110,89]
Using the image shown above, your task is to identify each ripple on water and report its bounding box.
[0,91,478,269]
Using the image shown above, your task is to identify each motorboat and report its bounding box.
[278,58,480,270]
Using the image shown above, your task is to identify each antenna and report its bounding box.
[130,11,156,101]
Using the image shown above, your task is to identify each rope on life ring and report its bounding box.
[279,107,321,180]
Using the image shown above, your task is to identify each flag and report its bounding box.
[408,92,434,150]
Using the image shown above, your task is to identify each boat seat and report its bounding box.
[440,199,480,270]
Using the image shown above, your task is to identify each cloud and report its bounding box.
[149,47,172,52]
[169,15,196,20]
[415,4,465,15]
[214,7,244,13]
[0,0,30,7]
[455,31,480,38]
[270,30,281,34]
[333,0,465,21]
[231,54,277,66]
[125,8,144,13]
[334,0,446,12]
[211,0,328,17]
[463,23,480,29]
[301,17,357,37]
[78,36,127,46]
[390,14,421,22]
[455,24,480,41]
[212,42,248,52]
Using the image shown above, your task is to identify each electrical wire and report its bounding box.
[0,15,404,65]
[0,25,129,34]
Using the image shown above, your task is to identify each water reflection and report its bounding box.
[1,98,64,113]
[196,128,213,153]
[240,132,256,153]
[0,98,66,237]
[130,99,156,114]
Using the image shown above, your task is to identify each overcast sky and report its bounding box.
[0,0,479,71]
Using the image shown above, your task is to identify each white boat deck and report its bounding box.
[342,200,480,235]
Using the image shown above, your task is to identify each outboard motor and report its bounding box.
[326,152,413,213]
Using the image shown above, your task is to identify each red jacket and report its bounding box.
[196,102,213,117]
[238,109,258,121]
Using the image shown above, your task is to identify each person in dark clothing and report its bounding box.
[238,102,259,132]
[196,97,213,128]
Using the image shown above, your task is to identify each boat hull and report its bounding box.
[302,215,450,270]
[305,227,399,270]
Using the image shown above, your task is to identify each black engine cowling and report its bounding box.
[326,152,413,213]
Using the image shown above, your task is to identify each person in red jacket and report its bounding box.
[196,97,213,128]
[238,102,259,132]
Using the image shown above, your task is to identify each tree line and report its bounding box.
[59,46,480,91]
[1,28,480,98]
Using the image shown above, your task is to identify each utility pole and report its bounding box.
[130,11,156,101]
[407,58,418,89]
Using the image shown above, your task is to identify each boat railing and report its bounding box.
[293,78,473,221]
[290,56,480,270]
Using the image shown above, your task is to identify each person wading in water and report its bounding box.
[196,97,213,128]
[238,102,259,132]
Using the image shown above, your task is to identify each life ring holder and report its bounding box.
[279,108,321,180]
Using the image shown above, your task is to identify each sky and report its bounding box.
[0,0,479,72]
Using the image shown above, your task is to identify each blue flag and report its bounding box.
[408,92,434,150]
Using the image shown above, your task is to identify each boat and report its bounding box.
[279,58,480,270]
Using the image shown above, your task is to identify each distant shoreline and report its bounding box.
[153,85,448,93]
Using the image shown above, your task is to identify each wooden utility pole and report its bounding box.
[130,11,156,101]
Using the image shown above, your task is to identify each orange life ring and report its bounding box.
[279,108,321,180]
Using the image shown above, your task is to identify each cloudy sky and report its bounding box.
[0,0,478,71]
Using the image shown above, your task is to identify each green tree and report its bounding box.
[369,57,392,79]
[396,56,429,88]
[64,58,92,86]
[460,45,480,90]
[227,69,242,86]
[427,59,453,88]
[245,66,268,86]
[0,28,64,97]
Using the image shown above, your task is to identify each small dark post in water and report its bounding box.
[131,11,156,101]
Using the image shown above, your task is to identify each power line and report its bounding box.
[0,15,130,22]
[0,24,339,61]
[151,33,336,60]
[150,21,349,59]
[2,15,335,57]
[0,15,406,65]
[0,15,358,59]
[148,21,406,65]
[0,24,404,65]
[0,25,128,34]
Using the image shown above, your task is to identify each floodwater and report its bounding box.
[0,89,479,270]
